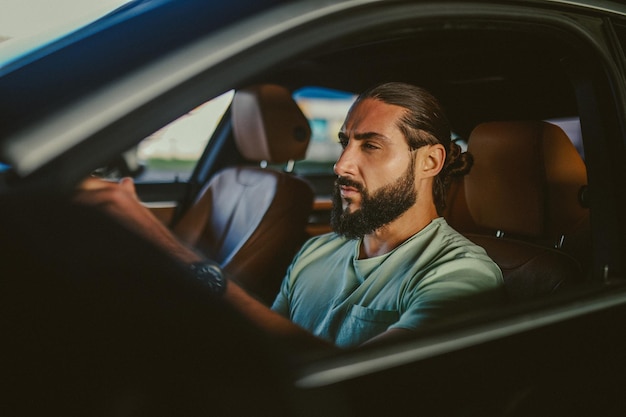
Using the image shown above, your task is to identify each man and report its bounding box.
[271,82,502,347]
[78,82,503,350]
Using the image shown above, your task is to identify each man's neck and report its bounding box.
[359,204,439,259]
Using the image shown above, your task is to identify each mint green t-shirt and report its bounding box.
[271,218,503,348]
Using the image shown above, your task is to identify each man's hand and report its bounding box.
[74,177,202,263]
[76,177,148,229]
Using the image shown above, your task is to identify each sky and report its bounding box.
[0,0,131,65]
[0,0,131,40]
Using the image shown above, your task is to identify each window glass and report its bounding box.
[293,87,357,174]
[134,90,235,183]
[545,116,584,159]
[0,0,131,68]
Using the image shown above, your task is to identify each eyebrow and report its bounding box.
[338,131,389,141]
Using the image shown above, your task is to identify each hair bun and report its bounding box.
[443,141,473,178]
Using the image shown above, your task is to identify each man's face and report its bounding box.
[331,98,418,238]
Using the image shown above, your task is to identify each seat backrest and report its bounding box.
[447,121,589,242]
[466,234,584,301]
[444,121,590,300]
[174,84,314,304]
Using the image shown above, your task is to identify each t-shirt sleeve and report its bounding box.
[270,272,291,316]
[389,255,504,331]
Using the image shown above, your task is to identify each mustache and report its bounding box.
[335,176,364,192]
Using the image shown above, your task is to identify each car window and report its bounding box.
[546,116,585,159]
[292,86,357,175]
[133,90,235,183]
[0,0,131,69]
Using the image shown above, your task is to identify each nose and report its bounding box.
[334,145,356,177]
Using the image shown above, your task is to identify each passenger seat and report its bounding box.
[174,84,314,304]
[444,120,590,300]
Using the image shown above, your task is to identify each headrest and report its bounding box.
[464,121,588,239]
[231,84,311,163]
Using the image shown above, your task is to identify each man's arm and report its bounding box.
[359,328,414,347]
[76,177,200,263]
[75,178,334,352]
[224,282,334,351]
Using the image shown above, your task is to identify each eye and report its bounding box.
[338,134,348,149]
[362,142,379,151]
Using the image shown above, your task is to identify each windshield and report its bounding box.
[0,0,132,68]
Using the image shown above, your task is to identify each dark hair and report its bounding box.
[354,82,473,214]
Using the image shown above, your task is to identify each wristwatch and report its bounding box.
[188,261,227,296]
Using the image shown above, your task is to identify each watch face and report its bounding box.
[190,262,226,296]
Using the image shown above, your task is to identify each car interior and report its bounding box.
[118,21,616,310]
[172,84,315,304]
[3,3,626,415]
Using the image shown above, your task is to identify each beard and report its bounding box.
[331,161,417,239]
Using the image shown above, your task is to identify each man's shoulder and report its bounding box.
[409,218,502,277]
[301,231,351,253]
[286,232,355,284]
[429,218,504,281]
[429,218,487,254]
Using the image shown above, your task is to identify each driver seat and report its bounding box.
[174,84,314,304]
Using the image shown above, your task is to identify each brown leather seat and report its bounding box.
[174,84,314,304]
[444,121,590,300]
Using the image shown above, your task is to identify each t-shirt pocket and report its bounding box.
[335,304,399,348]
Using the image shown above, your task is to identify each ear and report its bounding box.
[419,144,445,178]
